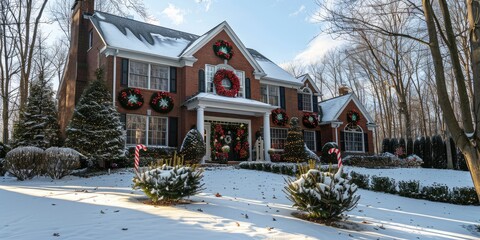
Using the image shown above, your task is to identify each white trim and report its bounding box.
[204,116,252,161]
[260,79,303,88]
[297,74,322,95]
[329,93,375,123]
[260,84,281,108]
[299,86,313,112]
[303,130,316,152]
[343,123,365,153]
[127,60,170,92]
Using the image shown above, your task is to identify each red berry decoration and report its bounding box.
[302,112,319,128]
[271,108,289,126]
[150,91,174,113]
[213,69,240,97]
[347,110,361,125]
[118,88,144,110]
[213,40,234,60]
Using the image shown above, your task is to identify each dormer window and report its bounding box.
[300,87,313,112]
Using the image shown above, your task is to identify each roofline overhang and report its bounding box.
[101,46,197,67]
[260,77,303,88]
[184,94,276,116]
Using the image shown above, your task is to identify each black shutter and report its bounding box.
[312,95,318,113]
[297,93,303,111]
[168,117,178,147]
[340,131,345,151]
[280,86,286,110]
[169,67,177,93]
[245,78,251,99]
[121,59,129,87]
[364,133,369,152]
[120,114,126,130]
[316,131,321,152]
[198,69,205,92]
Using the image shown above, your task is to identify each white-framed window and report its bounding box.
[129,60,169,91]
[300,87,313,112]
[261,84,280,107]
[271,128,288,150]
[126,114,168,146]
[88,30,93,50]
[205,64,245,97]
[344,123,364,152]
[304,130,316,151]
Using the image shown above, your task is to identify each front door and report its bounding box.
[209,122,250,162]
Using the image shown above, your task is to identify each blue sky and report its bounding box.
[143,0,343,67]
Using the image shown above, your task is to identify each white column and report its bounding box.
[197,105,206,164]
[263,112,271,162]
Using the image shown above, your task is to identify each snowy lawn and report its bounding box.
[0,167,479,240]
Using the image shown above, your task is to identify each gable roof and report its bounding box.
[319,93,374,123]
[296,74,321,95]
[89,12,300,85]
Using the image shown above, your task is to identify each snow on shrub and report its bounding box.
[179,129,206,165]
[133,165,204,203]
[44,147,82,179]
[343,153,423,168]
[4,146,44,180]
[370,176,396,194]
[284,167,360,221]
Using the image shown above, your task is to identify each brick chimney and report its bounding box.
[339,85,350,95]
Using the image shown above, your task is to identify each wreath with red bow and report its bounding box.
[118,88,144,110]
[150,91,174,113]
[302,112,319,128]
[213,69,240,97]
[213,40,234,60]
[347,110,361,125]
[271,108,289,126]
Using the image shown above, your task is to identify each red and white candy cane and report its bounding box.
[328,148,342,168]
[134,144,147,176]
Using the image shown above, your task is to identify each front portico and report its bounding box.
[184,93,276,162]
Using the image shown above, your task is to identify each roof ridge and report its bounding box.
[319,93,352,103]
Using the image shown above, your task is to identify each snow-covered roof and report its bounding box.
[296,74,321,94]
[184,93,276,116]
[319,93,375,124]
[90,12,299,85]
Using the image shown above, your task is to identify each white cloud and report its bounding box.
[290,5,305,16]
[288,35,345,66]
[194,0,212,12]
[161,4,186,25]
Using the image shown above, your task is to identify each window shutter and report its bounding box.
[364,133,369,152]
[280,86,286,110]
[169,67,177,93]
[245,78,251,99]
[120,114,126,130]
[312,95,318,113]
[121,59,129,87]
[198,69,205,92]
[316,131,321,152]
[168,117,178,147]
[340,131,345,151]
[297,93,303,111]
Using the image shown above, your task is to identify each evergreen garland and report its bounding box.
[65,68,126,168]
[13,71,60,149]
[118,88,144,110]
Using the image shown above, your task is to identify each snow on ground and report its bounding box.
[0,167,479,240]
[345,167,474,188]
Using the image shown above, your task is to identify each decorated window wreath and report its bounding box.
[118,88,144,110]
[271,108,289,126]
[347,110,361,125]
[302,112,319,128]
[214,69,240,97]
[213,40,234,60]
[150,91,174,113]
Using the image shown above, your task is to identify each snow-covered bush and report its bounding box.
[421,183,449,202]
[0,142,10,176]
[321,142,339,164]
[370,176,396,194]
[284,167,360,221]
[343,153,423,168]
[4,147,44,180]
[349,171,369,189]
[133,165,204,203]
[179,129,206,165]
[450,187,478,205]
[44,147,82,179]
[398,180,421,198]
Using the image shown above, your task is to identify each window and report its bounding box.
[271,128,288,150]
[205,64,245,97]
[300,87,313,112]
[129,61,169,91]
[261,84,280,107]
[344,123,364,152]
[304,131,316,151]
[88,30,93,49]
[126,114,168,146]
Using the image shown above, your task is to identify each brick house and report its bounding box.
[58,0,376,162]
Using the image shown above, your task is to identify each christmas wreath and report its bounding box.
[213,40,234,60]
[347,110,361,125]
[213,69,240,97]
[118,88,144,110]
[150,91,174,113]
[271,108,289,126]
[302,112,319,128]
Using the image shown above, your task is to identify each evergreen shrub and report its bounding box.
[421,184,450,202]
[370,176,396,194]
[350,171,369,189]
[5,147,44,180]
[450,187,478,205]
[398,180,421,198]
[179,129,206,165]
[43,147,82,179]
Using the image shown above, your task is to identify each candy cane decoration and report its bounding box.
[328,148,342,168]
[134,144,147,176]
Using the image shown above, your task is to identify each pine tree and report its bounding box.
[423,137,432,168]
[179,129,206,165]
[382,138,390,153]
[13,71,60,149]
[65,68,125,168]
[283,117,309,163]
[407,138,414,156]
